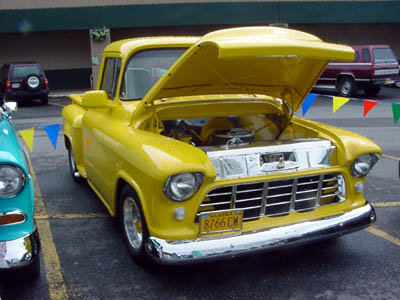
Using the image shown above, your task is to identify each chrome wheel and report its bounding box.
[340,81,352,95]
[123,196,143,250]
[338,77,356,97]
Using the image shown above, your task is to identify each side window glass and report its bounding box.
[361,49,370,62]
[353,51,359,62]
[101,57,121,99]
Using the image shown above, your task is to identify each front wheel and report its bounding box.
[1,93,6,105]
[68,145,84,182]
[10,257,40,280]
[337,77,356,97]
[119,185,149,262]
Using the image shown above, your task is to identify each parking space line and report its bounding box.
[25,149,69,300]
[35,213,109,220]
[373,202,400,207]
[365,226,400,247]
[382,154,400,161]
[48,101,67,108]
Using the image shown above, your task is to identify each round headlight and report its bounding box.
[164,172,204,202]
[351,154,379,178]
[0,165,25,198]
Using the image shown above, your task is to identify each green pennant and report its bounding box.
[392,103,400,124]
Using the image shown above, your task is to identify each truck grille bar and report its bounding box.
[197,173,344,222]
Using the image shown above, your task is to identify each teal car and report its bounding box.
[0,102,40,278]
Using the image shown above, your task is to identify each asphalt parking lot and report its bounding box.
[0,88,400,300]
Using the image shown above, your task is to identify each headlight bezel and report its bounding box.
[164,172,204,202]
[0,164,26,198]
[350,153,379,178]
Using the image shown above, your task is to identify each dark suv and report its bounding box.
[0,62,49,105]
[315,45,399,97]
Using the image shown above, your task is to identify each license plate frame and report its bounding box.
[199,210,243,235]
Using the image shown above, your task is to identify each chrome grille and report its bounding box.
[197,173,344,222]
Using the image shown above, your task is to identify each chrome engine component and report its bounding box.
[211,128,255,146]
[201,139,335,180]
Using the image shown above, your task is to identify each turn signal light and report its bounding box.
[0,212,26,225]
[44,78,49,88]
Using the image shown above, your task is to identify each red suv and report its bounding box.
[0,62,49,105]
[315,45,399,97]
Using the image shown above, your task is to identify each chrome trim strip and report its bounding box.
[146,203,375,265]
[0,227,41,269]
[328,63,372,66]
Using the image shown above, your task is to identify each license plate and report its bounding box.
[199,210,243,234]
[385,78,394,84]
[11,83,20,88]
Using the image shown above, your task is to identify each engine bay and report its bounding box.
[161,116,336,180]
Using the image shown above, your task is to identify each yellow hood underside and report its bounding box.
[140,26,354,113]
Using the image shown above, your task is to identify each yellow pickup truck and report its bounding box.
[62,26,381,265]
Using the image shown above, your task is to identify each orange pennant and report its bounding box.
[363,100,378,117]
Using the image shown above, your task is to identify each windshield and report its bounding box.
[120,48,187,100]
[11,65,41,78]
[373,48,397,63]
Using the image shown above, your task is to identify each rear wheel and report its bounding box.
[40,95,48,105]
[363,86,381,96]
[68,144,84,182]
[119,185,149,262]
[337,77,356,97]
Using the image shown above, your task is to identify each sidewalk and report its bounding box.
[49,89,90,98]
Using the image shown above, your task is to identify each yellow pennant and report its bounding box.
[332,96,350,113]
[19,128,35,152]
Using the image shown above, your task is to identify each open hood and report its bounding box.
[138,27,354,114]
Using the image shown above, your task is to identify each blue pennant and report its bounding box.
[302,93,318,116]
[43,124,61,149]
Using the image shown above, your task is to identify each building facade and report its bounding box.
[1,0,399,90]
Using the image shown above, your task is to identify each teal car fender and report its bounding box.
[0,104,40,274]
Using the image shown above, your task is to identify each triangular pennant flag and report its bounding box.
[43,124,60,149]
[363,100,378,117]
[302,93,318,116]
[19,128,35,152]
[332,96,350,113]
[392,103,400,124]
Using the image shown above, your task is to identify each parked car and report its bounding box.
[0,102,41,277]
[315,45,399,97]
[62,27,381,265]
[0,61,49,105]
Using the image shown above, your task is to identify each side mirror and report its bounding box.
[81,90,109,108]
[1,102,18,120]
[3,102,18,113]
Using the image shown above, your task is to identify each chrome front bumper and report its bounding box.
[146,203,375,265]
[0,228,41,269]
